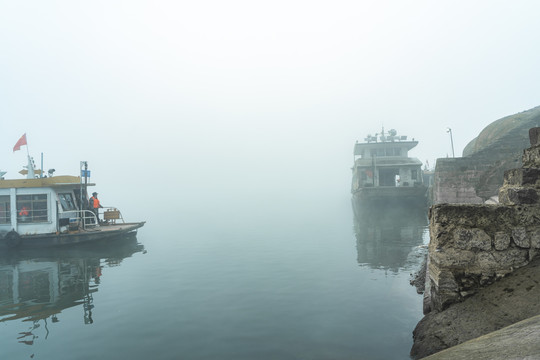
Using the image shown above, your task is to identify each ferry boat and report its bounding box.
[0,158,145,248]
[351,128,428,206]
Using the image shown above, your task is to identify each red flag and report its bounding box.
[13,133,27,152]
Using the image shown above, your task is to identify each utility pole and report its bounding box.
[446,128,455,158]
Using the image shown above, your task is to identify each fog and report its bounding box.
[4,4,539,357]
[2,1,540,221]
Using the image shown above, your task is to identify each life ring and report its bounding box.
[4,230,21,248]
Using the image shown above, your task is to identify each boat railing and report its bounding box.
[81,210,100,227]
[61,207,125,230]
[61,210,99,229]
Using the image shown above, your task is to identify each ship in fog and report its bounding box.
[351,128,430,206]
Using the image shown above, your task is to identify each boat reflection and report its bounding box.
[352,197,428,272]
[0,234,144,346]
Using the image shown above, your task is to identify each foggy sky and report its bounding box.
[2,1,540,217]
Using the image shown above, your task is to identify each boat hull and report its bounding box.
[353,186,428,207]
[1,222,145,248]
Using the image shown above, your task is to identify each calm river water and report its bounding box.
[0,189,428,360]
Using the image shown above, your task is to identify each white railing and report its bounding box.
[61,206,125,230]
[61,210,99,229]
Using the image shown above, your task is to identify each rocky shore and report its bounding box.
[410,122,540,358]
[410,255,540,358]
[421,314,540,359]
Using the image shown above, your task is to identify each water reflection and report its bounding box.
[352,197,428,272]
[0,234,144,347]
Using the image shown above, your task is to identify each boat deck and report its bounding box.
[82,222,145,233]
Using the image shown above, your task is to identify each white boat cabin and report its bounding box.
[0,176,93,237]
[353,129,424,190]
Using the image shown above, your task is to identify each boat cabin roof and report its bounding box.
[354,140,418,156]
[354,157,423,167]
[0,176,95,189]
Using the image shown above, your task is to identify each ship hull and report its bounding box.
[352,186,428,207]
[1,222,145,249]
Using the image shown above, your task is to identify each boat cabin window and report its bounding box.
[73,189,87,210]
[59,193,77,211]
[411,170,418,180]
[17,194,48,223]
[369,148,401,157]
[0,195,10,224]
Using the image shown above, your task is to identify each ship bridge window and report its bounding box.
[370,149,385,157]
[59,193,77,211]
[383,148,401,156]
[17,194,48,223]
[0,195,10,224]
[370,148,402,157]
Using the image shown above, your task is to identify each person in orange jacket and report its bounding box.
[19,206,29,221]
[89,192,103,223]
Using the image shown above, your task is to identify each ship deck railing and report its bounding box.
[62,206,125,229]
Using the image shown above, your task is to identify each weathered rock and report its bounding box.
[529,248,540,261]
[430,204,513,231]
[512,227,530,248]
[427,207,539,312]
[498,186,539,205]
[529,127,540,146]
[473,252,499,273]
[454,228,491,251]
[411,255,428,294]
[493,231,510,250]
[428,275,461,311]
[522,144,540,168]
[490,247,529,268]
[411,256,540,359]
[429,247,475,268]
[420,314,540,360]
[530,229,540,249]
[502,167,540,187]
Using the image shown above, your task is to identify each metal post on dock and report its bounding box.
[446,127,455,158]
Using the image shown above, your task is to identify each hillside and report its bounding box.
[433,106,540,204]
[463,106,540,158]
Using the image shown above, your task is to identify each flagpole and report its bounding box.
[24,134,35,179]
[25,133,30,157]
